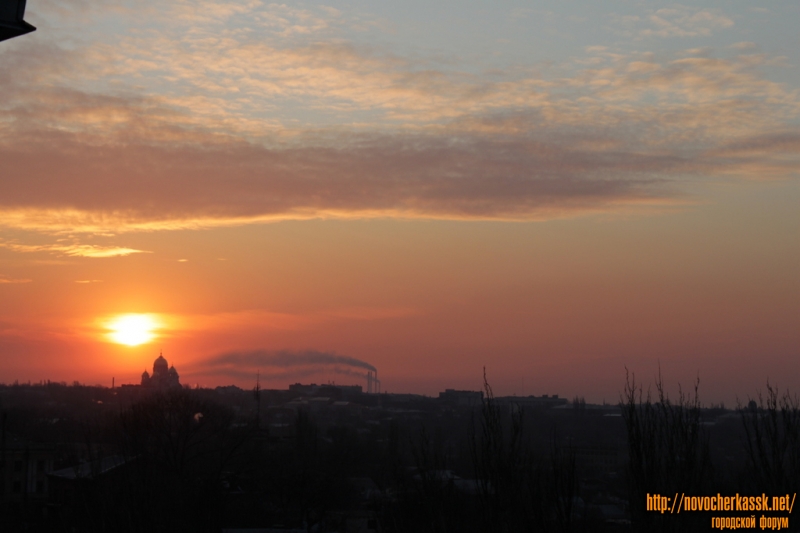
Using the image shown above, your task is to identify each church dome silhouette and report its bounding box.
[153,354,168,374]
[141,352,181,389]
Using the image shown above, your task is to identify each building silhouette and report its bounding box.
[0,0,37,42]
[141,352,181,389]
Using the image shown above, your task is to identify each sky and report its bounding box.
[0,0,798,404]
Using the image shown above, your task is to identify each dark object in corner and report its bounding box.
[0,0,36,42]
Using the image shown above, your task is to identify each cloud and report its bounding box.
[187,349,377,381]
[642,6,734,38]
[0,2,797,236]
[731,42,757,51]
[161,1,339,36]
[0,241,149,257]
[0,132,682,231]
[699,132,800,178]
[0,277,32,284]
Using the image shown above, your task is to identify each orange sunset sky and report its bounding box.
[0,0,798,404]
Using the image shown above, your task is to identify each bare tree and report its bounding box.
[739,383,800,495]
[471,368,581,533]
[621,368,712,532]
[471,369,527,532]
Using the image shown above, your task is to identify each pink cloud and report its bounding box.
[0,15,797,234]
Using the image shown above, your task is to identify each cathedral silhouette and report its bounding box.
[141,352,181,389]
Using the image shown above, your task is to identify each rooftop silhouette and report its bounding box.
[0,0,36,42]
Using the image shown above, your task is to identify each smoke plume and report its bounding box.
[187,349,376,382]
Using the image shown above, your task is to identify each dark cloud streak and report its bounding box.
[0,129,676,226]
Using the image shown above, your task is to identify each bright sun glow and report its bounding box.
[105,314,160,346]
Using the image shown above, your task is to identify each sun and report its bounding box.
[105,314,160,346]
